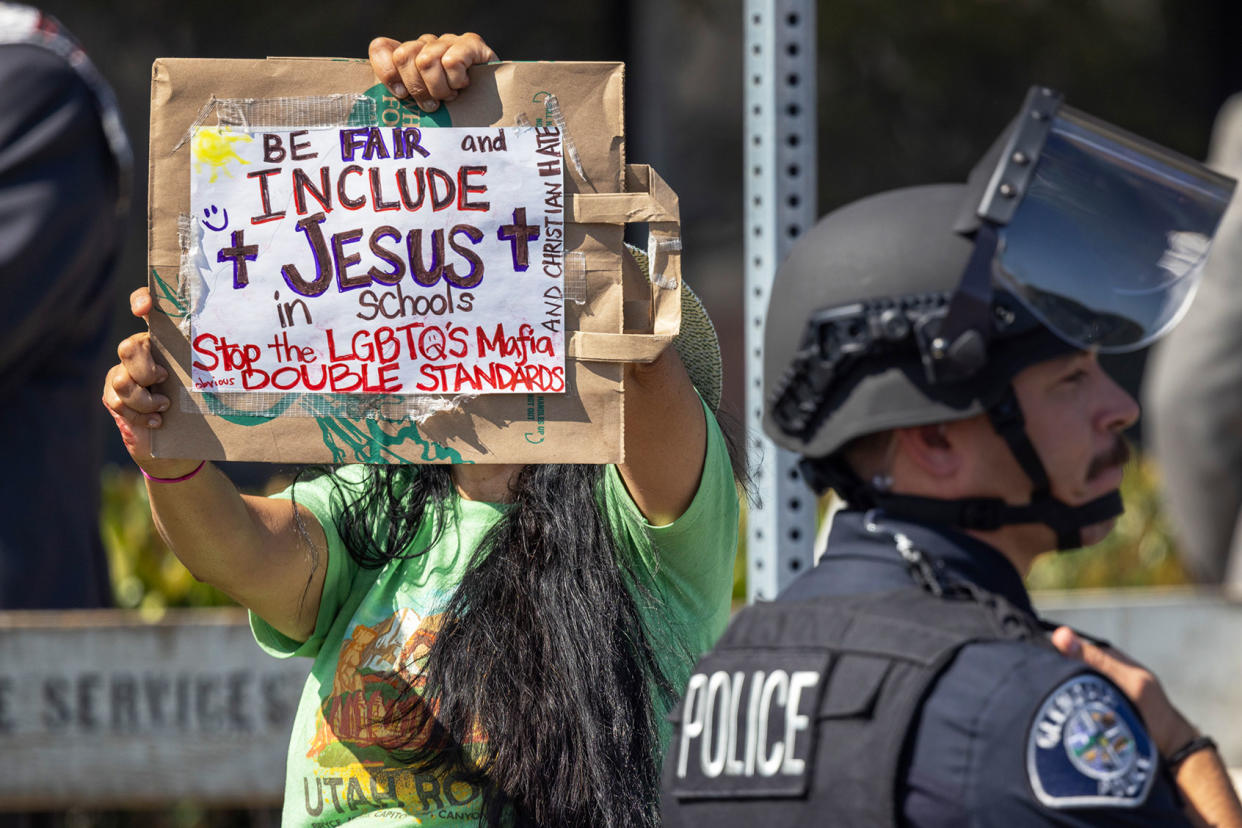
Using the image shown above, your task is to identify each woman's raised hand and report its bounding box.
[101,287,198,477]
[368,33,498,113]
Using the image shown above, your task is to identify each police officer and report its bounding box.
[661,87,1242,826]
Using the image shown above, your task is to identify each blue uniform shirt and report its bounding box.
[779,509,1190,827]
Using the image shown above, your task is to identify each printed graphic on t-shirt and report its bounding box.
[298,608,486,824]
[310,608,441,760]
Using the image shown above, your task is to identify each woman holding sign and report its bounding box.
[103,33,741,828]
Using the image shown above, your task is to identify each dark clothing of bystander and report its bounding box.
[0,4,129,608]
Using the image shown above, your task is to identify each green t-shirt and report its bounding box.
[252,406,739,827]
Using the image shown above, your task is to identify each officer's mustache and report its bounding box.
[1086,437,1131,482]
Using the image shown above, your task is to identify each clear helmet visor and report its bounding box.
[994,106,1236,352]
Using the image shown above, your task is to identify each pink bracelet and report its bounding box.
[141,460,206,484]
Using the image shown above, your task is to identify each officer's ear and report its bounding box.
[892,423,962,481]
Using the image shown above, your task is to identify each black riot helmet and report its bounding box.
[764,86,1236,549]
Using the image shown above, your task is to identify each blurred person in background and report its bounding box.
[1145,93,1242,588]
[0,3,129,609]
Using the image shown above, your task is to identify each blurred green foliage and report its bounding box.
[732,505,748,603]
[1027,455,1190,591]
[98,464,235,612]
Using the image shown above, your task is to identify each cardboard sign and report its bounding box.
[147,58,683,465]
[187,125,566,396]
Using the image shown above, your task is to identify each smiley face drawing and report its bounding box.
[202,204,228,232]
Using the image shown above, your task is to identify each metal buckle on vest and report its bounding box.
[892,532,944,597]
[863,512,947,598]
[976,589,1035,638]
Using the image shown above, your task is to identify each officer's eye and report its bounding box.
[1060,369,1088,386]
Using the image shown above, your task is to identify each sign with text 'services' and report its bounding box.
[189,124,565,396]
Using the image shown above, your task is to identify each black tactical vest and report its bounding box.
[661,585,1051,828]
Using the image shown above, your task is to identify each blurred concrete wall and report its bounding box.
[1036,588,1242,767]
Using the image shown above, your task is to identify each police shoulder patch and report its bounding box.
[1026,672,1156,808]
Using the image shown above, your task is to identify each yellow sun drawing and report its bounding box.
[192,127,252,182]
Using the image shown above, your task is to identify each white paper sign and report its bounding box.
[187,125,565,396]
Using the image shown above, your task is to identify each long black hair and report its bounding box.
[295,406,749,826]
[311,461,679,827]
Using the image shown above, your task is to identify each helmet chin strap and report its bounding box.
[805,384,1125,550]
[868,489,1123,551]
[979,383,1124,550]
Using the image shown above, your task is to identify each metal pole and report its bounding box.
[744,0,817,602]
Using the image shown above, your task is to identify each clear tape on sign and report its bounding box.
[564,252,588,306]
[544,95,587,185]
[648,233,682,291]
[180,388,478,422]
[173,214,198,336]
[172,94,375,154]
